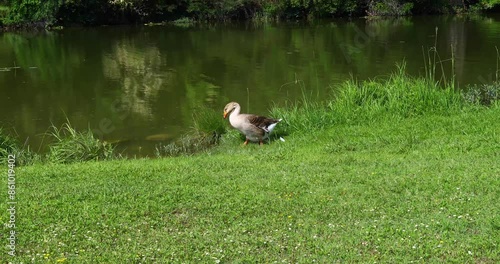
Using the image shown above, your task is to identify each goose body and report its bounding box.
[223,102,281,145]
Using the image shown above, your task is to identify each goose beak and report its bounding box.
[223,111,228,119]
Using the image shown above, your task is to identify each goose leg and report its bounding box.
[243,139,249,145]
[259,141,264,146]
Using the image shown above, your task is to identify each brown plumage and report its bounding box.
[223,102,281,145]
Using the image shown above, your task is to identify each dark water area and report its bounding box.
[1,15,499,156]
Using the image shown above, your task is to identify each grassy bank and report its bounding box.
[3,108,499,262]
[2,69,500,262]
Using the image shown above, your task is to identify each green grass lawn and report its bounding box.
[3,107,499,262]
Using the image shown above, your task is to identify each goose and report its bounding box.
[223,102,281,145]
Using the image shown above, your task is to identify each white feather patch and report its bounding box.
[266,123,278,133]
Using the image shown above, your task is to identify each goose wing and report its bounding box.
[247,115,281,132]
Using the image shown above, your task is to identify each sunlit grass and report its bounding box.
[271,64,465,136]
[331,65,462,118]
[8,107,500,262]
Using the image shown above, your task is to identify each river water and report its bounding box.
[1,15,499,156]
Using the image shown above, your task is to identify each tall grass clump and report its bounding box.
[0,128,18,160]
[192,107,227,138]
[270,99,330,136]
[271,63,465,135]
[0,128,40,165]
[0,128,17,155]
[156,107,226,156]
[422,27,458,88]
[47,122,114,163]
[332,63,463,120]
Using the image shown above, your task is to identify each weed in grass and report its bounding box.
[47,121,114,163]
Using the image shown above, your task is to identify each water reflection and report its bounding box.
[0,15,499,156]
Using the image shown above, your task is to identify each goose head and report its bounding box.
[223,102,240,119]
